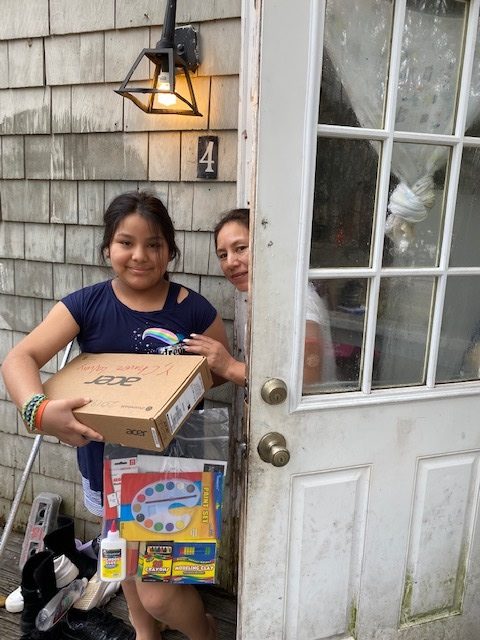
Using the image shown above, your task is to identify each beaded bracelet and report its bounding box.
[21,393,47,434]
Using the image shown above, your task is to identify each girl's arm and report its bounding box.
[184,314,246,386]
[1,302,104,447]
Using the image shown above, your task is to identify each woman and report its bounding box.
[184,208,336,389]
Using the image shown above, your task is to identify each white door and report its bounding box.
[238,1,480,639]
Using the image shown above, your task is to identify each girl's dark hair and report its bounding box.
[213,208,250,248]
[101,191,180,265]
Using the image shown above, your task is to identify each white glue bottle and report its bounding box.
[100,521,126,582]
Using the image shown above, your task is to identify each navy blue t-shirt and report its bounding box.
[62,279,217,493]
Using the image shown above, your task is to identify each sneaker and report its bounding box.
[5,586,24,613]
[62,608,135,640]
[73,574,120,610]
[54,555,79,588]
[44,517,97,580]
[8,555,78,614]
[20,551,58,635]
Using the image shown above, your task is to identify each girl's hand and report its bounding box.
[40,398,104,447]
[184,334,235,378]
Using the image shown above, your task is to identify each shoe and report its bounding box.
[54,554,79,588]
[20,551,58,635]
[63,608,135,640]
[19,625,64,640]
[5,586,23,613]
[8,555,78,614]
[44,517,97,579]
[73,574,120,610]
[76,534,101,560]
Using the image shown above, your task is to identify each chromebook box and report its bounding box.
[43,352,212,451]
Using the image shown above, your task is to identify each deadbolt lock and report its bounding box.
[261,378,287,405]
[258,432,290,467]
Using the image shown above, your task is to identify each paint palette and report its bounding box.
[131,478,201,533]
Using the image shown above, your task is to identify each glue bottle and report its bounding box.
[100,521,126,582]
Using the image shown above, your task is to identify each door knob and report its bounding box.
[261,378,287,405]
[258,432,290,467]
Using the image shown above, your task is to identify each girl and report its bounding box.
[1,191,227,640]
[184,208,336,389]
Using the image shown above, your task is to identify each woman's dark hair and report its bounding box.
[101,191,180,266]
[213,208,250,248]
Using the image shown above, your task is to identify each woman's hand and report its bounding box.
[184,333,246,386]
[40,398,104,447]
[184,334,234,376]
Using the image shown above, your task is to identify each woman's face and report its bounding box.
[216,221,249,292]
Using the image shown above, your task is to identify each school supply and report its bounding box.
[101,408,229,584]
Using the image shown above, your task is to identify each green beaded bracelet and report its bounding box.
[21,393,47,434]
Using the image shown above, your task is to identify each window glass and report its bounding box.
[372,277,435,388]
[395,0,467,135]
[310,138,380,269]
[303,279,368,395]
[449,148,480,267]
[383,143,449,267]
[437,276,480,382]
[319,0,393,128]
[464,15,480,137]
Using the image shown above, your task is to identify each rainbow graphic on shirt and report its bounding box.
[142,328,181,345]
[142,328,186,355]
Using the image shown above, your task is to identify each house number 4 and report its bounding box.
[197,135,219,179]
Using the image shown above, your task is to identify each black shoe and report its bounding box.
[20,551,58,635]
[62,608,135,640]
[44,516,97,580]
[19,627,64,640]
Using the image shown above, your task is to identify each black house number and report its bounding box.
[197,135,218,179]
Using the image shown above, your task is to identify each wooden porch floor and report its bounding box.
[0,529,237,640]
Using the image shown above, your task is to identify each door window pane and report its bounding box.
[383,143,449,267]
[466,18,480,137]
[372,277,435,388]
[395,0,467,135]
[449,148,480,267]
[437,276,480,383]
[310,138,380,268]
[303,279,368,395]
[319,0,392,128]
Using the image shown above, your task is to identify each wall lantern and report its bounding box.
[115,0,201,116]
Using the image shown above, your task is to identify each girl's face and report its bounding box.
[107,212,172,293]
[216,221,249,292]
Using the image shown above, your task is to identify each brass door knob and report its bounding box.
[258,432,290,467]
[261,378,287,405]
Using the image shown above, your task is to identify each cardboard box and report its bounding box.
[138,541,218,584]
[43,352,212,451]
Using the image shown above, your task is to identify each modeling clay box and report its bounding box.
[138,541,218,584]
[43,352,212,451]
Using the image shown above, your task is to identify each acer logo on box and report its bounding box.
[44,352,212,452]
[84,375,141,387]
[126,428,147,437]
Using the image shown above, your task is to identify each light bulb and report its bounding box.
[154,71,177,108]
